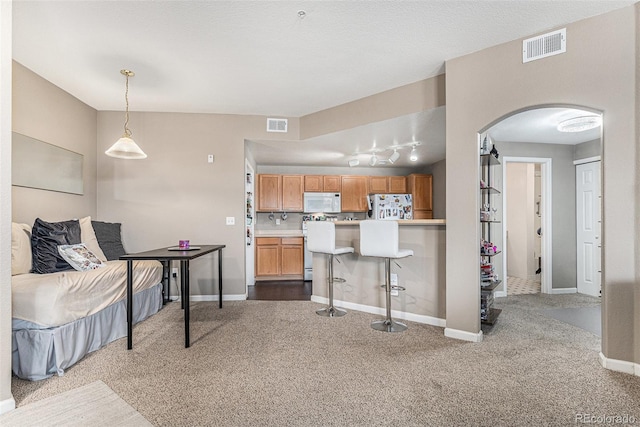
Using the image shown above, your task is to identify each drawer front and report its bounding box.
[256,237,281,245]
[281,237,303,246]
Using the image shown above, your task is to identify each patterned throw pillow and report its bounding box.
[57,243,106,271]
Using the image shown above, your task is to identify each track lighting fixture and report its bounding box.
[388,150,400,164]
[369,153,378,166]
[348,158,360,167]
[409,146,418,162]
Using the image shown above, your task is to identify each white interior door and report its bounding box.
[576,161,601,297]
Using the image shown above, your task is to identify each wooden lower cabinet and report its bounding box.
[255,237,303,279]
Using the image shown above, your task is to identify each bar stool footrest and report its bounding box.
[331,277,346,283]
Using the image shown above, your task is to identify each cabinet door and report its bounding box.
[255,238,280,276]
[304,175,323,192]
[341,176,369,212]
[323,175,341,192]
[388,176,407,194]
[408,174,433,211]
[281,237,303,275]
[369,176,388,194]
[282,175,304,212]
[257,175,281,212]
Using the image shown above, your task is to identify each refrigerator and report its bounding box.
[368,194,413,220]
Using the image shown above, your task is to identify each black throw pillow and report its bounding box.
[31,218,81,274]
[91,220,126,261]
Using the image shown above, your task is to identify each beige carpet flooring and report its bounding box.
[10,294,640,426]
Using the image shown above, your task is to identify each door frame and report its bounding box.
[499,156,552,296]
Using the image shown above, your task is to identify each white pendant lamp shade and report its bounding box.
[106,69,147,159]
[105,136,147,159]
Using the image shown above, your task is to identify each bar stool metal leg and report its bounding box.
[316,254,347,317]
[371,258,407,332]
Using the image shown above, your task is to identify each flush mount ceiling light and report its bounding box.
[388,149,400,164]
[105,69,147,159]
[557,115,601,133]
[369,153,378,166]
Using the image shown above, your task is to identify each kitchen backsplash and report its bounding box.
[255,212,368,230]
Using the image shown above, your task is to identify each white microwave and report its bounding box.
[303,192,341,213]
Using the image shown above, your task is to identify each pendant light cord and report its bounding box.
[123,72,132,138]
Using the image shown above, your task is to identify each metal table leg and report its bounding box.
[127,260,133,349]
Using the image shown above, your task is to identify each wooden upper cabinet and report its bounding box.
[388,176,407,194]
[304,175,341,192]
[341,176,369,212]
[304,176,323,192]
[408,174,433,212]
[368,176,388,194]
[323,176,341,192]
[257,174,281,212]
[281,175,304,212]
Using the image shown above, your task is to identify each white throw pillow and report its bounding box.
[79,216,108,262]
[11,222,32,275]
[57,243,106,271]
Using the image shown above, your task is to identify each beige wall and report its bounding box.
[445,4,637,366]
[97,111,301,298]
[498,142,578,290]
[300,75,445,139]
[426,159,445,219]
[12,62,98,224]
[506,163,535,280]
[0,0,14,414]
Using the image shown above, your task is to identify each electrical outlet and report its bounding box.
[390,273,399,296]
[226,216,235,225]
[171,268,178,278]
[207,154,214,163]
[275,218,281,225]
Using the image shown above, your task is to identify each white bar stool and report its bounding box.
[359,220,413,332]
[306,221,354,317]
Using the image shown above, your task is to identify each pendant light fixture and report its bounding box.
[105,69,147,159]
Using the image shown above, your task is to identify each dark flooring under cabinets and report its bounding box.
[247,280,312,301]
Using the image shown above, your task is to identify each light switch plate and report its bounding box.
[226,217,235,225]
[208,154,214,163]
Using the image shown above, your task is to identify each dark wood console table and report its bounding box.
[120,244,225,349]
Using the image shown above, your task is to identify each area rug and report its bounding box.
[0,380,152,426]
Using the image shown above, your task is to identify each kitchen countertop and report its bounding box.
[254,230,304,237]
[334,219,446,225]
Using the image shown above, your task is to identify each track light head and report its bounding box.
[369,153,378,166]
[388,150,400,164]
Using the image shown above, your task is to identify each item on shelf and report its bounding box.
[480,210,491,221]
[480,239,498,255]
[490,144,499,159]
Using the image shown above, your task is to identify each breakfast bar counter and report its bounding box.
[311,220,446,327]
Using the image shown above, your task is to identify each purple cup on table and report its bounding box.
[179,240,190,249]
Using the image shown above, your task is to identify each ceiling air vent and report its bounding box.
[267,118,288,133]
[523,28,566,63]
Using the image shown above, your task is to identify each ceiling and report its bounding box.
[12,1,622,167]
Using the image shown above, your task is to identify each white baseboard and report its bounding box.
[599,352,640,376]
[494,290,507,298]
[182,294,247,302]
[0,395,16,415]
[444,327,483,342]
[310,295,446,328]
[550,287,577,295]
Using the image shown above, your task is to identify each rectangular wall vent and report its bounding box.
[523,28,566,63]
[267,118,288,133]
